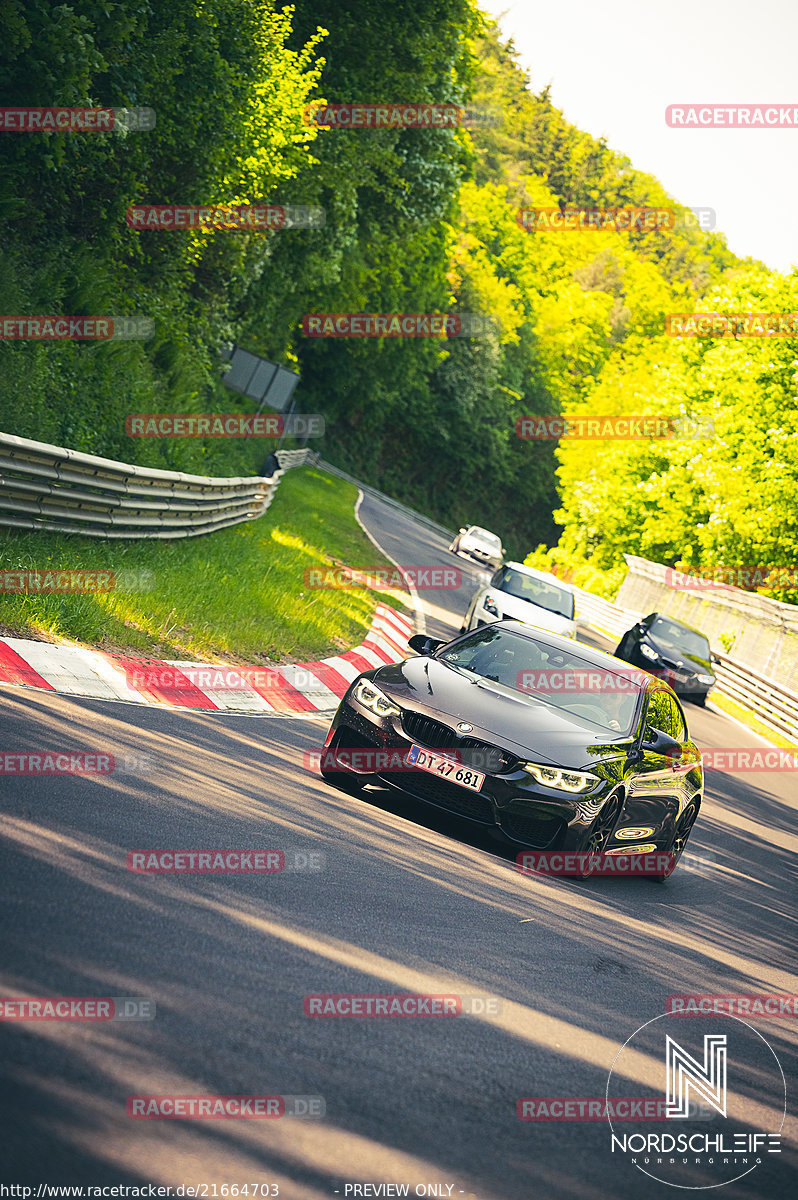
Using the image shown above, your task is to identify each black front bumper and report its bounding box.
[655,668,713,702]
[323,698,617,851]
[628,652,713,701]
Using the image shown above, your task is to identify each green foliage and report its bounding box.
[0,0,325,464]
[550,268,798,600]
[1,0,788,602]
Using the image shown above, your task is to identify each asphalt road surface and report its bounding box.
[1,491,796,1199]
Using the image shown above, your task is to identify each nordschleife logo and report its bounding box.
[665,1034,727,1118]
[606,1013,785,1188]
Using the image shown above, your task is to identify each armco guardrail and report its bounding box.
[574,582,798,742]
[573,586,643,640]
[711,654,798,742]
[275,448,320,470]
[0,432,316,540]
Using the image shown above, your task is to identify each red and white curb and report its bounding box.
[0,603,414,714]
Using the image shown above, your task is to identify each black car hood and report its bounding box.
[372,657,633,768]
[648,637,713,674]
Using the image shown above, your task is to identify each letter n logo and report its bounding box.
[665,1034,727,1118]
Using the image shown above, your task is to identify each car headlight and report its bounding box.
[640,643,660,662]
[354,678,401,718]
[696,673,714,685]
[483,595,499,616]
[523,761,599,793]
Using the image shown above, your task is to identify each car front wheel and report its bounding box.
[651,802,699,882]
[573,793,624,879]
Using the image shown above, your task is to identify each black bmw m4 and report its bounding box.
[319,621,703,880]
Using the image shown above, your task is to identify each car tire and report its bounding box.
[651,802,699,882]
[573,793,624,879]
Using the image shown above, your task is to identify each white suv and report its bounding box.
[462,562,577,638]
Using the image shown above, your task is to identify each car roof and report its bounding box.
[467,525,501,540]
[478,619,671,696]
[648,612,710,639]
[499,561,576,594]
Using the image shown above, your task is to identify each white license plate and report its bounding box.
[406,744,485,791]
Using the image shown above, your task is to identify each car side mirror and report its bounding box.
[641,727,682,758]
[459,527,466,534]
[710,651,720,664]
[407,634,445,656]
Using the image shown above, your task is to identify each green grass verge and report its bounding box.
[0,466,410,663]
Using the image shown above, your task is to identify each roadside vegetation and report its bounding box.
[0,468,409,662]
[1,1,796,608]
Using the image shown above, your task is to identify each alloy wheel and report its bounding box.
[586,794,623,854]
[573,794,623,878]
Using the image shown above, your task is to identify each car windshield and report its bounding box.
[494,567,575,619]
[650,617,710,661]
[469,527,501,547]
[439,626,641,734]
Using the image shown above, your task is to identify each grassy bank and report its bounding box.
[0,467,410,663]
